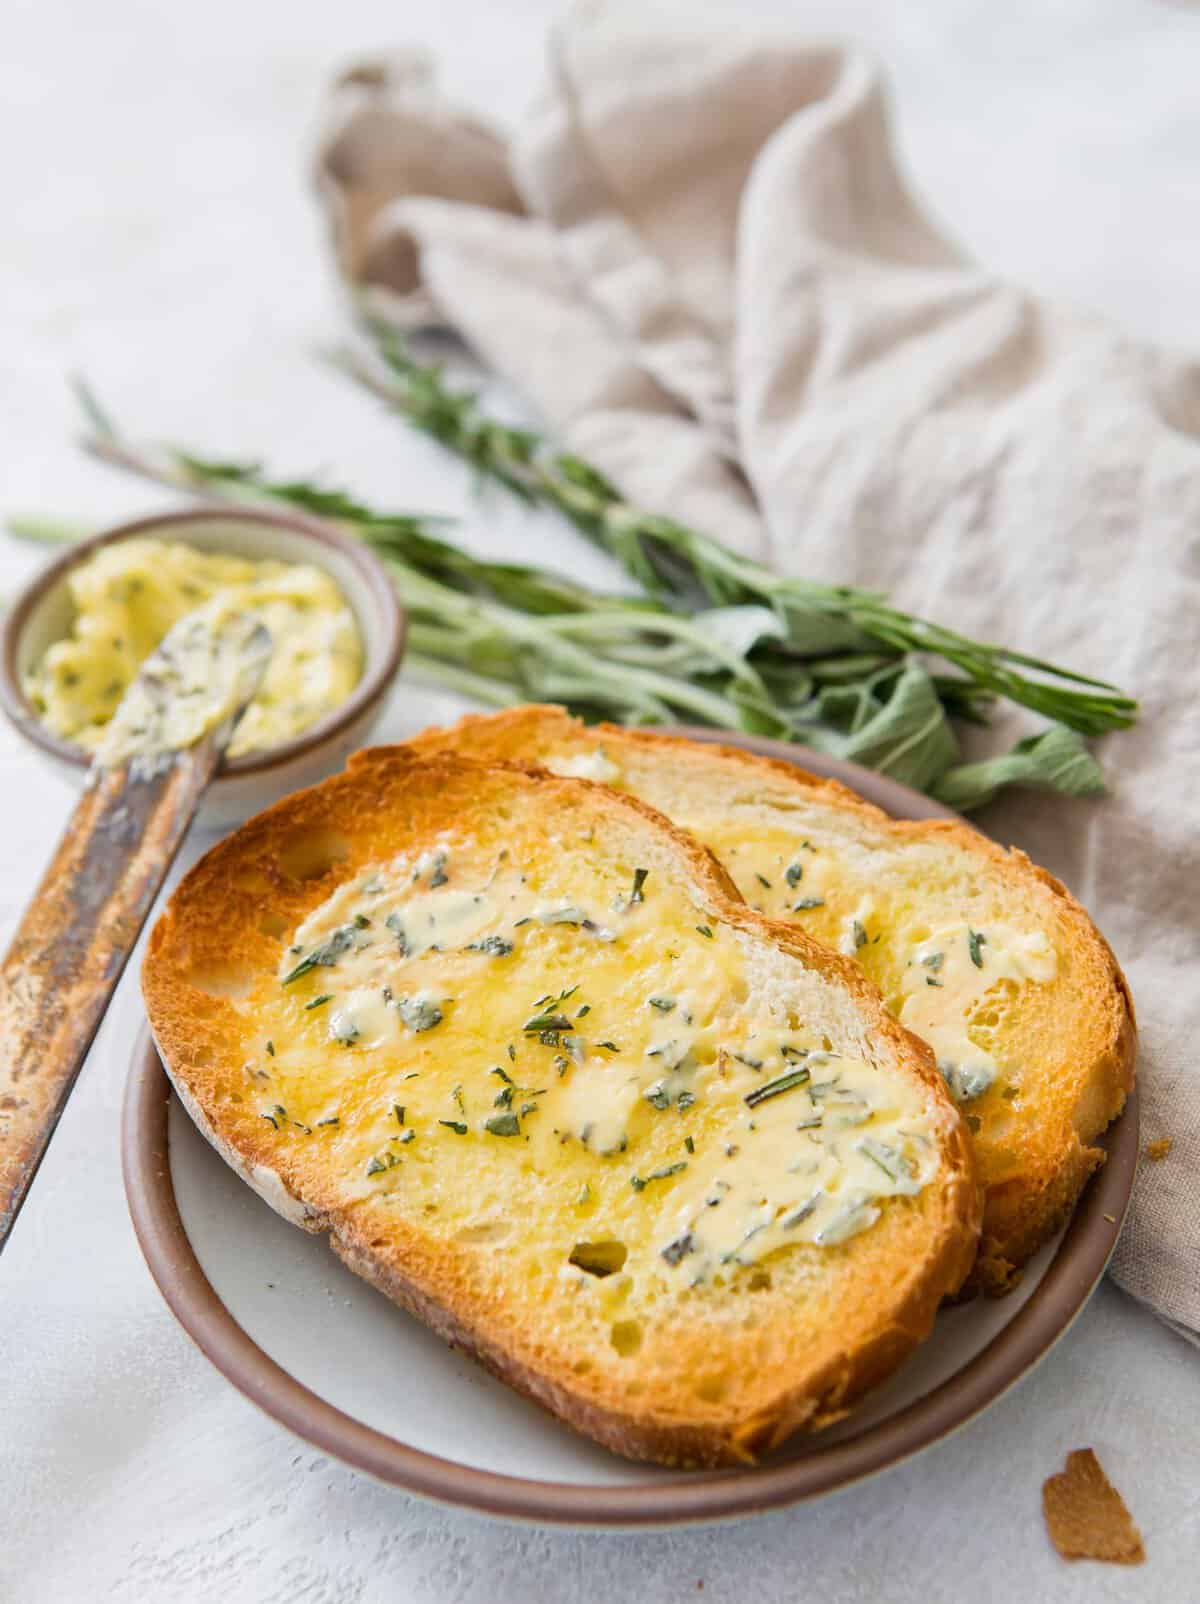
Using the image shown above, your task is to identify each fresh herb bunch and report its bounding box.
[9,369,1133,809]
[334,320,1137,742]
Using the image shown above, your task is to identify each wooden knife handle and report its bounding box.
[0,748,218,1249]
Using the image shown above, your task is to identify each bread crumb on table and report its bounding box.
[1043,1448,1145,1565]
[1145,1137,1172,1162]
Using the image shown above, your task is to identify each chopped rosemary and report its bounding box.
[394,1104,406,1126]
[438,1120,468,1135]
[968,928,987,968]
[852,920,868,950]
[744,1067,812,1108]
[484,1112,521,1137]
[282,925,356,984]
[859,1138,913,1183]
[467,934,513,957]
[661,1231,696,1266]
[792,897,824,911]
[695,925,713,939]
[630,1162,688,1192]
[265,1040,275,1057]
[523,1011,572,1033]
[684,1135,695,1154]
[782,1195,820,1229]
[648,995,676,1012]
[576,1003,591,1018]
[629,867,649,903]
[755,872,771,889]
[304,993,333,1011]
[922,950,945,972]
[785,863,804,887]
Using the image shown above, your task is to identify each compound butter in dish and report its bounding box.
[142,749,979,1467]
[25,538,362,759]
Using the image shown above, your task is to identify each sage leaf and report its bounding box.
[693,604,785,658]
[804,660,959,792]
[933,724,1106,812]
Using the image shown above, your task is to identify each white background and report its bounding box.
[2,1,1199,1598]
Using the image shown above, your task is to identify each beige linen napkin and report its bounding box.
[315,4,1200,1341]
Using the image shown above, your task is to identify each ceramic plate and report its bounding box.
[121,733,1139,1525]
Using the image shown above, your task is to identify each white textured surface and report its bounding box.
[1,1,1198,1598]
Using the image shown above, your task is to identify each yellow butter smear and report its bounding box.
[258,845,942,1282]
[25,537,362,758]
[545,744,1060,1109]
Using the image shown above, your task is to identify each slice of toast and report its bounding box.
[142,750,979,1467]
[408,708,1136,1290]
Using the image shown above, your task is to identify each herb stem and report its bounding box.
[337,324,1137,739]
[39,365,1135,809]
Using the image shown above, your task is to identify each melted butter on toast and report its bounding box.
[545,748,1059,1111]
[251,842,941,1282]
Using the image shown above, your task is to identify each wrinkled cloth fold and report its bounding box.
[314,2,1200,1341]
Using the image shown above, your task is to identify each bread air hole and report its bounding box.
[277,829,351,882]
[189,965,254,1000]
[609,1319,643,1357]
[457,1221,512,1244]
[568,1240,628,1278]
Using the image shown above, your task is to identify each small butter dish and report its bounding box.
[0,506,406,828]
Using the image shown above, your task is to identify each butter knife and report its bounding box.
[0,613,271,1248]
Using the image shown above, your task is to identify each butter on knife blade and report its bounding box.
[0,612,271,1249]
[96,611,273,777]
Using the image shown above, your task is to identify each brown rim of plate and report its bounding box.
[0,504,406,777]
[121,733,1140,1527]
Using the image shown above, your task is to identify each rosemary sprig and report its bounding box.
[5,376,1128,808]
[64,384,778,732]
[335,323,1137,739]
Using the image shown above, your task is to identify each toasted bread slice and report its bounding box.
[143,750,978,1467]
[408,708,1135,1289]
